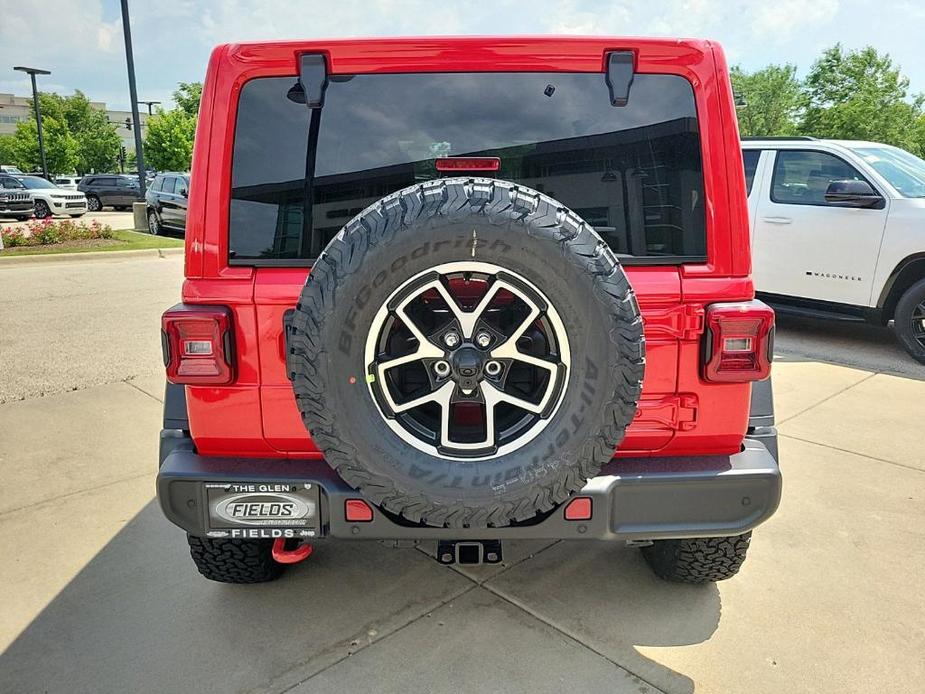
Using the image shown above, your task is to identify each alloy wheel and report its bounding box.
[364,261,570,460]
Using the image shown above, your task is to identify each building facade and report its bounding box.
[0,92,149,153]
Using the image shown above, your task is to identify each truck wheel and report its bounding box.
[34,200,52,218]
[893,278,925,364]
[641,532,752,583]
[289,177,645,528]
[186,535,284,583]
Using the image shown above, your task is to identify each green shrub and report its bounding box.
[1,218,113,248]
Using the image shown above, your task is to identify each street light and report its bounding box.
[13,66,51,180]
[120,0,146,196]
[138,100,161,115]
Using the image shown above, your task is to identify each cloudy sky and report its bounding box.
[1,0,923,111]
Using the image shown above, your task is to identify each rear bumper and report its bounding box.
[157,432,781,542]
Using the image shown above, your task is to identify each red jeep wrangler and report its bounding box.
[157,36,780,584]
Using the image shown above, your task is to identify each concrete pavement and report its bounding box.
[0,255,923,693]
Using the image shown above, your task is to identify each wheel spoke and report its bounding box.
[483,380,548,414]
[393,380,455,414]
[393,301,445,360]
[438,386,495,449]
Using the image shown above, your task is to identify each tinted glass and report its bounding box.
[772,150,866,205]
[742,150,760,195]
[116,177,137,188]
[230,72,706,262]
[149,176,163,193]
[96,177,114,186]
[0,176,25,189]
[164,176,178,194]
[20,177,57,189]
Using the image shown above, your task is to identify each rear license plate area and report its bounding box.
[204,482,320,540]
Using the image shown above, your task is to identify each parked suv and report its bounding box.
[16,175,87,218]
[54,176,82,190]
[0,173,34,220]
[157,37,780,585]
[77,174,142,211]
[743,137,925,362]
[145,172,189,235]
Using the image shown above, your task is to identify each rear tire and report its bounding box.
[86,195,101,212]
[893,278,925,364]
[641,532,752,583]
[186,535,285,583]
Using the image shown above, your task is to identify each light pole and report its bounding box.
[13,66,51,180]
[138,100,161,115]
[119,0,146,195]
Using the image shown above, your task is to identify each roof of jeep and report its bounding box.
[218,35,718,68]
[224,35,712,49]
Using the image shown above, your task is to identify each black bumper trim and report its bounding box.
[157,434,781,542]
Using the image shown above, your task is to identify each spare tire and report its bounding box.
[289,178,644,528]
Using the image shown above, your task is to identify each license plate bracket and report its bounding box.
[203,481,320,540]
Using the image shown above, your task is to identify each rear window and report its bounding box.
[229,72,707,264]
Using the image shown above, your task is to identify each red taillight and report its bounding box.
[564,497,592,521]
[161,304,235,385]
[703,301,775,383]
[345,499,374,522]
[435,157,501,172]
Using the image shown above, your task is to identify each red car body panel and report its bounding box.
[181,36,754,460]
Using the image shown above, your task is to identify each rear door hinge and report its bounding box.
[634,394,698,432]
[642,304,705,340]
[297,53,329,108]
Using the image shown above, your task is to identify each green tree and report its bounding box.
[173,82,203,118]
[0,134,19,167]
[11,116,78,175]
[29,90,121,174]
[731,64,804,137]
[800,44,923,150]
[143,108,196,171]
[913,114,925,158]
[75,109,121,174]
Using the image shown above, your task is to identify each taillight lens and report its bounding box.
[703,301,774,383]
[161,304,235,385]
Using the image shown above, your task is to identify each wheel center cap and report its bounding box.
[450,345,484,388]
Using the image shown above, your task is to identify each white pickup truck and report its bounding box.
[743,137,925,363]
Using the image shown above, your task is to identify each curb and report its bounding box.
[0,246,184,266]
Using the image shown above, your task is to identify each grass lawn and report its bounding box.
[0,229,183,257]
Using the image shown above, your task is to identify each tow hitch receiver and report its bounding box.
[437,540,503,565]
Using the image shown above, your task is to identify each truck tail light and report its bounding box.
[703,301,774,383]
[161,304,235,385]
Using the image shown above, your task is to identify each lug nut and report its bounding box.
[475,331,492,348]
[485,360,502,377]
[433,360,451,378]
[443,332,460,348]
